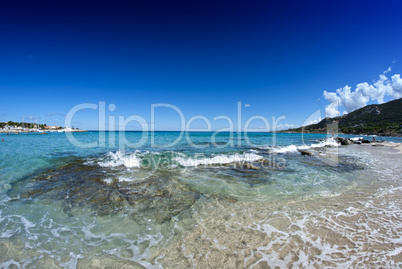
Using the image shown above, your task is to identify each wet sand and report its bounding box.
[380,142,402,154]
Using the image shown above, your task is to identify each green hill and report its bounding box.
[285,98,402,136]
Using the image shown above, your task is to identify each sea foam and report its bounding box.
[174,152,264,167]
[98,151,141,168]
[270,138,339,154]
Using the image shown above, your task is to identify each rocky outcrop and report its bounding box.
[298,150,313,156]
[335,137,353,145]
[9,160,200,224]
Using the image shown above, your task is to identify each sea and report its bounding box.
[0,131,401,268]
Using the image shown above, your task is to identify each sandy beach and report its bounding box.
[381,142,402,154]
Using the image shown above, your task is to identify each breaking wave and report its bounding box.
[98,151,141,168]
[270,138,340,154]
[174,152,264,167]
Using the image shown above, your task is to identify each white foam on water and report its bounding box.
[117,176,138,182]
[0,259,23,269]
[0,229,14,238]
[103,178,114,184]
[247,200,402,268]
[270,144,299,153]
[77,220,166,269]
[270,138,340,154]
[103,175,149,184]
[309,138,339,148]
[174,152,264,167]
[98,151,141,168]
[60,252,83,269]
[245,145,402,267]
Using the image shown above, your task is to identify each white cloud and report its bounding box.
[304,119,321,126]
[323,91,341,117]
[383,66,391,74]
[323,72,402,117]
[302,109,322,126]
[390,74,402,99]
[244,104,251,107]
[337,85,370,112]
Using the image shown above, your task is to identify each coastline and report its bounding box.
[0,129,87,134]
[280,131,402,137]
[368,141,402,154]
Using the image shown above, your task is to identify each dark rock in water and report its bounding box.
[361,139,371,144]
[300,155,364,172]
[8,160,200,224]
[255,158,291,171]
[352,141,362,144]
[335,137,353,145]
[225,162,260,170]
[344,139,353,145]
[242,163,259,170]
[255,159,271,165]
[298,150,313,156]
[122,176,200,223]
[216,161,260,170]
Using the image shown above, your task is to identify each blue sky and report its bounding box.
[1,0,401,130]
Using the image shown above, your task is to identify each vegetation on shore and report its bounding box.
[0,121,52,129]
[284,98,402,136]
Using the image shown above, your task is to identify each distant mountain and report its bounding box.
[284,98,402,136]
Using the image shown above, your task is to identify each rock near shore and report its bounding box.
[335,137,354,145]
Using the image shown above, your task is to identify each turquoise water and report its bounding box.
[2,131,400,184]
[1,132,401,267]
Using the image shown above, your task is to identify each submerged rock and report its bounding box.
[224,162,260,170]
[243,163,259,170]
[77,255,147,269]
[255,159,271,165]
[9,160,200,224]
[220,161,263,170]
[122,176,200,223]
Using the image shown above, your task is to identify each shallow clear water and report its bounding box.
[0,132,401,268]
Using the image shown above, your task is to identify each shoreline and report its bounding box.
[280,131,402,137]
[0,129,87,134]
[367,141,402,154]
